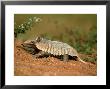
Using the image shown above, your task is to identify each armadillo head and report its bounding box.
[22,36,43,46]
[21,40,36,48]
[23,40,36,45]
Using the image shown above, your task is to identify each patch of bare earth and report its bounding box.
[14,40,97,76]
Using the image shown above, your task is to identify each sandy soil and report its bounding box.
[14,40,97,76]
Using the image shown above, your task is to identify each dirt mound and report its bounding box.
[14,40,97,76]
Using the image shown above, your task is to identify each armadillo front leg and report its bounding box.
[63,54,69,62]
[34,51,46,58]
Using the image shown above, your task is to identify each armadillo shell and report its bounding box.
[35,39,78,57]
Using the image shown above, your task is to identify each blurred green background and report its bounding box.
[14,14,97,63]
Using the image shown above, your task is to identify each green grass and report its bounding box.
[14,14,97,63]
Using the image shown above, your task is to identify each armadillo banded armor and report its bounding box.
[35,38,78,56]
[23,37,86,63]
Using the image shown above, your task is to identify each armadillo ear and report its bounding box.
[36,36,41,42]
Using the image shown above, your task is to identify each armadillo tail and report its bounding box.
[77,57,87,64]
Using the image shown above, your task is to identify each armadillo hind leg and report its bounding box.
[63,54,69,62]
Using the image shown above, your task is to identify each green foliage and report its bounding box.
[84,57,97,63]
[14,17,41,38]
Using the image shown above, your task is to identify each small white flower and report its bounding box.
[27,22,31,24]
[35,18,42,22]
[33,17,37,19]
[21,26,24,28]
[29,18,32,21]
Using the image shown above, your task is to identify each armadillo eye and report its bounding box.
[31,41,34,44]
